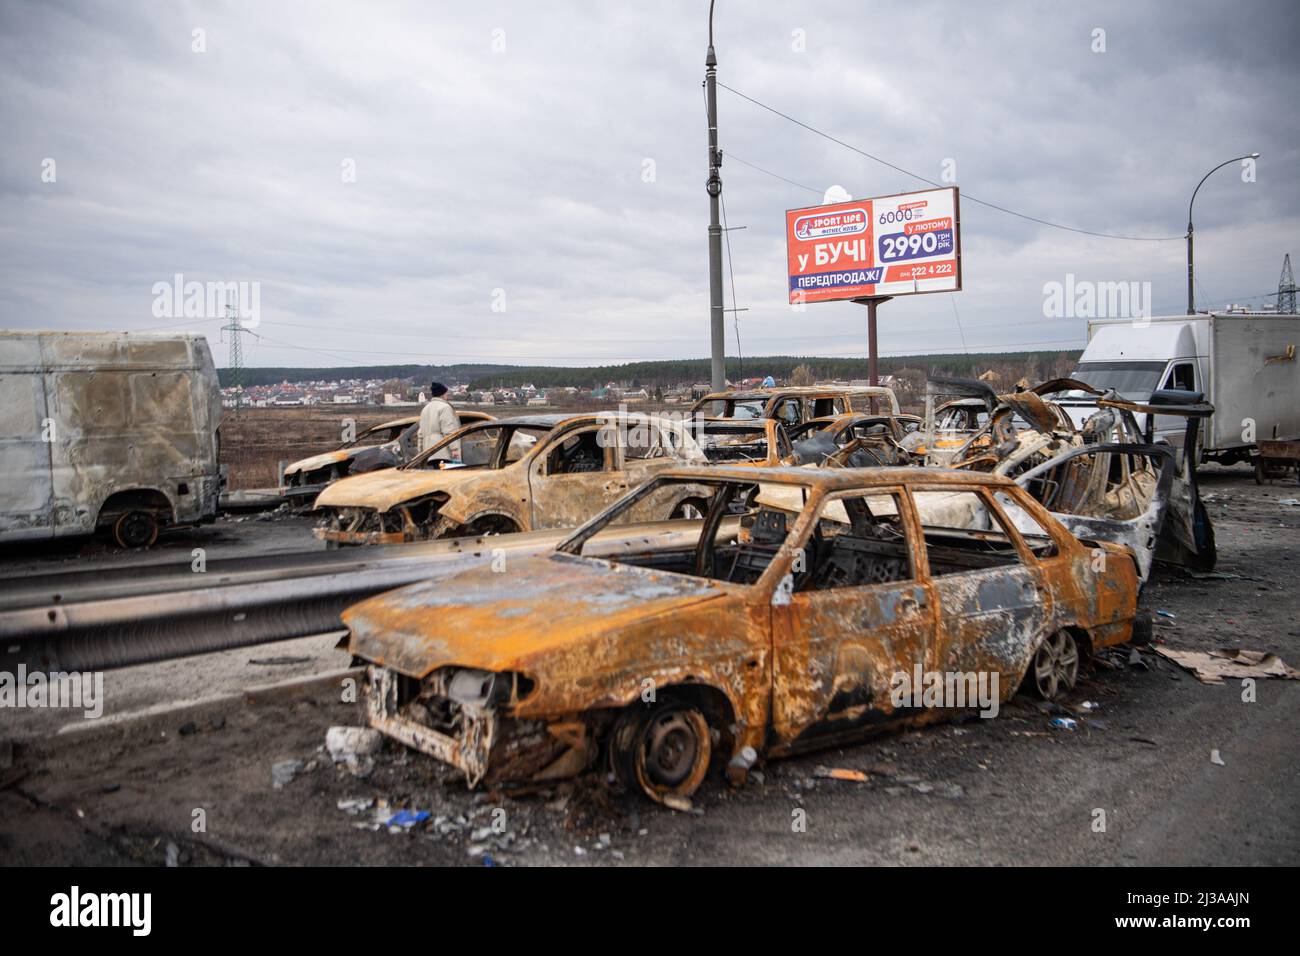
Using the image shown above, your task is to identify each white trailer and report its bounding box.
[1050,312,1300,466]
[0,331,223,546]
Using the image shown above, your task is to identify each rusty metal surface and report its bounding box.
[343,466,1138,797]
[688,385,902,420]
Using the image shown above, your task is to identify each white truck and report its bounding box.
[0,331,223,546]
[1048,312,1300,467]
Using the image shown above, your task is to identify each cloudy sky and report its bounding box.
[2,0,1296,369]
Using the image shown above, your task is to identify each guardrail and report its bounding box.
[0,521,711,673]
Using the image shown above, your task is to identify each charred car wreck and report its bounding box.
[314,413,710,545]
[280,411,494,502]
[342,466,1144,804]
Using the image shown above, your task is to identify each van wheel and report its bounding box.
[1024,630,1080,700]
[112,511,159,549]
[610,701,712,804]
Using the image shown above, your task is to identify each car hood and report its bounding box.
[315,464,482,511]
[284,448,356,476]
[342,553,726,678]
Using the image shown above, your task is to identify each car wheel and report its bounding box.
[465,515,519,536]
[611,701,712,804]
[112,510,159,549]
[671,498,707,520]
[1026,630,1080,700]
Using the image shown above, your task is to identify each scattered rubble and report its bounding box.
[271,759,303,789]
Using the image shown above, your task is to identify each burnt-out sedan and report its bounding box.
[341,466,1142,805]
[280,411,494,502]
[314,413,709,545]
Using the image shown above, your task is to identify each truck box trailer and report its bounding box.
[0,331,223,546]
[1049,313,1299,466]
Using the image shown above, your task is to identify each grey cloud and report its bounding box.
[1,0,1296,367]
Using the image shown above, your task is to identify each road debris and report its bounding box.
[271,759,303,788]
[1210,749,1226,766]
[814,766,869,782]
[1152,647,1300,685]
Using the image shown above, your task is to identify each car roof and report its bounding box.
[701,419,772,430]
[471,411,685,429]
[370,416,419,430]
[698,386,887,400]
[656,464,1017,489]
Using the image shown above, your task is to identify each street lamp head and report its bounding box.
[1250,152,1260,159]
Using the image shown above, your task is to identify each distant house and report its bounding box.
[621,388,649,403]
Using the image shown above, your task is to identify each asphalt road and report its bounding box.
[1,467,1297,866]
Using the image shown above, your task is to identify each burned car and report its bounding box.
[696,419,792,467]
[314,412,708,545]
[689,385,900,426]
[280,410,494,502]
[341,466,1142,804]
[787,412,922,467]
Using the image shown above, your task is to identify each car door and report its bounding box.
[909,485,1054,696]
[769,488,937,748]
[770,397,804,428]
[527,424,628,529]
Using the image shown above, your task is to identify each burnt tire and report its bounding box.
[610,701,712,804]
[112,510,159,549]
[1023,630,1080,700]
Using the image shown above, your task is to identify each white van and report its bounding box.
[1048,313,1300,465]
[0,331,223,546]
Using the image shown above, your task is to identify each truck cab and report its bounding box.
[1050,321,1203,447]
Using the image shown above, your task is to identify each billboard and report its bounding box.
[785,186,961,304]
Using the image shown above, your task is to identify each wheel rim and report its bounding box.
[116,512,156,548]
[1033,632,1078,699]
[631,707,711,800]
[643,712,698,786]
[674,501,704,520]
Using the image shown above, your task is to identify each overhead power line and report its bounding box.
[718,82,1185,242]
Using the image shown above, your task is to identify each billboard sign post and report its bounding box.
[786,186,962,385]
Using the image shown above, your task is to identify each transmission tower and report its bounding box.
[220,297,251,412]
[1278,254,1297,315]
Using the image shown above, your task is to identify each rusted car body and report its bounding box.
[281,410,494,501]
[689,385,901,426]
[342,466,1140,804]
[929,379,1218,579]
[313,412,709,545]
[0,331,222,547]
[696,419,792,467]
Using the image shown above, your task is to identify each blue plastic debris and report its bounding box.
[1050,717,1078,731]
[385,809,430,828]
[1156,610,1176,619]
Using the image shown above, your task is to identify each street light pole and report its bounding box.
[1187,152,1258,315]
[705,1,725,392]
